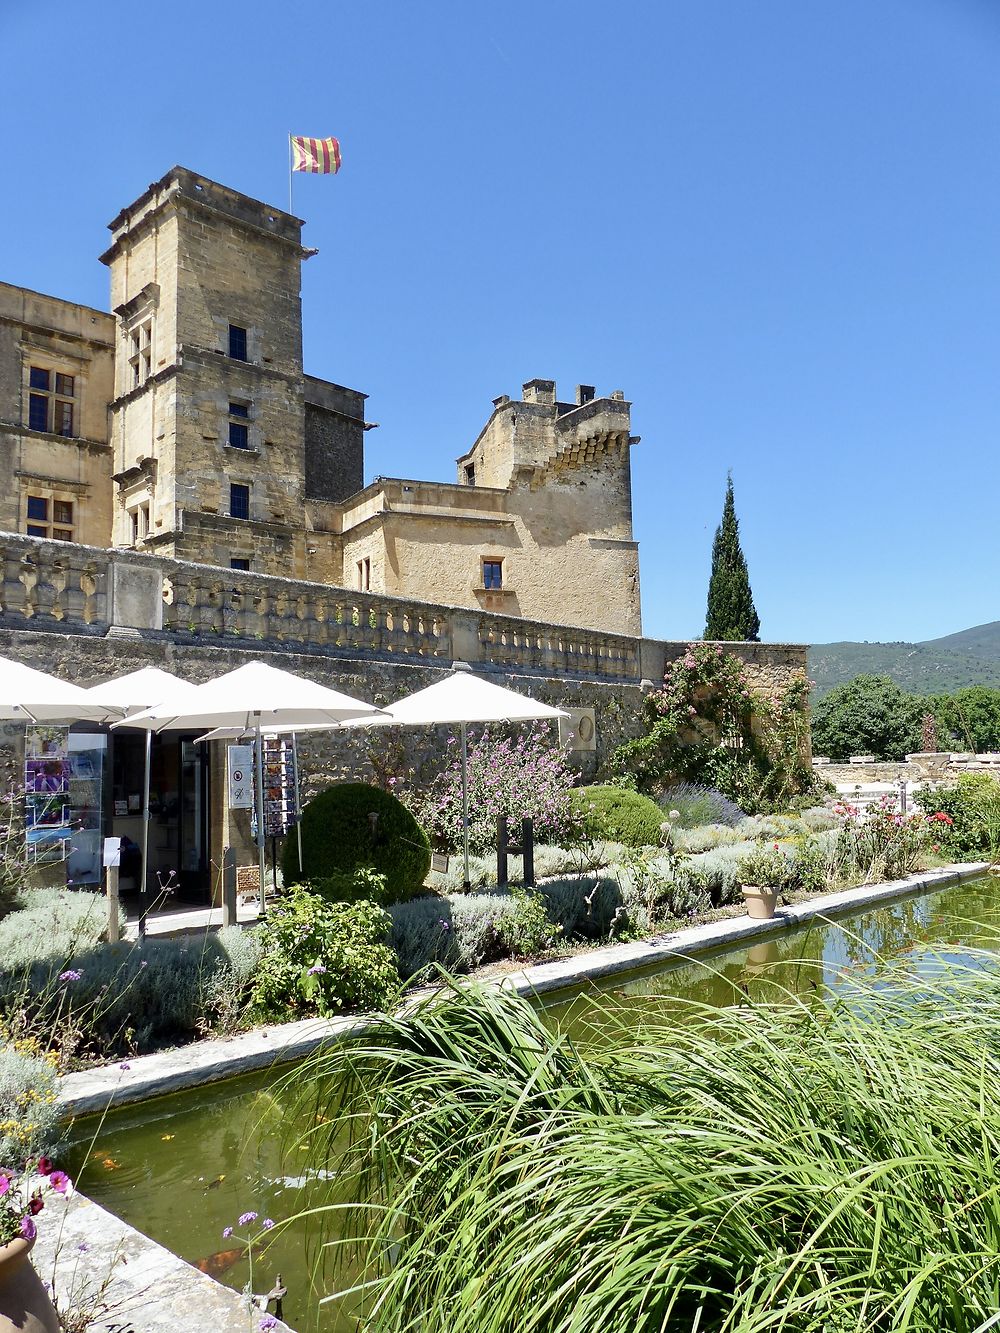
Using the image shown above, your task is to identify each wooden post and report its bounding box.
[521,816,534,887]
[497,814,509,888]
[106,864,120,943]
[221,846,237,927]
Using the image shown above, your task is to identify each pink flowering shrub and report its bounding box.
[610,642,816,813]
[830,795,933,883]
[413,726,578,856]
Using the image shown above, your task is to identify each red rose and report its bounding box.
[27,1196,44,1215]
[36,1157,53,1176]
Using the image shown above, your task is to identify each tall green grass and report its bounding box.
[291,957,1000,1332]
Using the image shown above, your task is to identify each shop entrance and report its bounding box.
[110,733,211,904]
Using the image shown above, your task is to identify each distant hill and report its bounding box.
[922,621,1000,661]
[810,621,1000,697]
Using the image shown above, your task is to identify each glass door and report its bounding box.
[178,738,210,901]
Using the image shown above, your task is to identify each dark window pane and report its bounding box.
[26,525,47,538]
[55,373,74,397]
[483,560,503,590]
[57,401,74,437]
[52,529,72,542]
[228,325,248,361]
[229,483,250,520]
[230,558,250,571]
[229,401,249,418]
[53,500,73,525]
[27,496,48,521]
[28,394,48,431]
[29,367,49,391]
[228,422,249,449]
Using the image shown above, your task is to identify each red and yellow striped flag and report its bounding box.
[290,136,342,174]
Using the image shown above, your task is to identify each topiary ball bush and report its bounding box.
[567,785,665,848]
[283,782,431,904]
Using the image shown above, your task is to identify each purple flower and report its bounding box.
[222,1226,233,1239]
[76,1242,89,1254]
[59,969,82,983]
[20,1216,36,1242]
[238,1211,258,1226]
[261,1217,275,1230]
[259,1318,279,1332]
[118,1062,131,1072]
[306,964,327,975]
[437,920,451,932]
[48,1170,70,1194]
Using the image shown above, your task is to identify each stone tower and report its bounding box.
[101,166,360,576]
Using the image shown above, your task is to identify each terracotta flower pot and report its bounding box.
[741,884,779,921]
[0,1236,61,1333]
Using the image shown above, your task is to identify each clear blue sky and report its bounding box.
[3,0,998,646]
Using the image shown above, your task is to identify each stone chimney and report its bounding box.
[575,385,595,406]
[522,379,556,405]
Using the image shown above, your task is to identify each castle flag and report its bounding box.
[290,136,341,174]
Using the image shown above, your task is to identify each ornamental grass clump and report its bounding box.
[292,960,1000,1333]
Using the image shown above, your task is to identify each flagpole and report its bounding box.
[288,134,293,213]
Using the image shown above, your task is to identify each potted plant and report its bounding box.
[736,842,790,921]
[0,1157,68,1333]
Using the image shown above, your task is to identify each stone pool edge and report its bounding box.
[59,859,990,1117]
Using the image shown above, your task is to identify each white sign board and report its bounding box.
[559,707,597,753]
[102,837,122,868]
[228,745,254,809]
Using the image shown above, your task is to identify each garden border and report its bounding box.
[59,860,990,1117]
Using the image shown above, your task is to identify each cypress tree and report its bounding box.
[704,473,760,641]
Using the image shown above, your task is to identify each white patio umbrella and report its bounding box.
[0,655,117,723]
[85,668,200,902]
[347,666,569,888]
[118,660,386,911]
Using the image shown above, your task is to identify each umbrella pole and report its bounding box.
[141,728,152,905]
[292,730,304,876]
[460,720,471,890]
[254,715,267,915]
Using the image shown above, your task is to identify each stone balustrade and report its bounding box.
[0,533,645,681]
[0,535,108,628]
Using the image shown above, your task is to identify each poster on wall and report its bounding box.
[24,727,72,864]
[23,728,107,883]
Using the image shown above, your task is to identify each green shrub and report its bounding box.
[0,1044,61,1162]
[251,886,398,1019]
[313,865,393,905]
[499,888,559,958]
[917,773,1000,861]
[284,782,431,903]
[567,786,665,848]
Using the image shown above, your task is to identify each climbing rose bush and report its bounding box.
[413,726,577,856]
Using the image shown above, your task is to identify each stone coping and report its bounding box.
[32,1190,293,1332]
[59,860,991,1118]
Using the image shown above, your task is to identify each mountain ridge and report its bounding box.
[809,621,1000,697]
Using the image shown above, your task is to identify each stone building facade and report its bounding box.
[1,166,640,637]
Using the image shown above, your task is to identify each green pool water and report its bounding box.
[64,874,1000,1331]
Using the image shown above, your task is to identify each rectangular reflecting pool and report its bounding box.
[65,872,998,1331]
